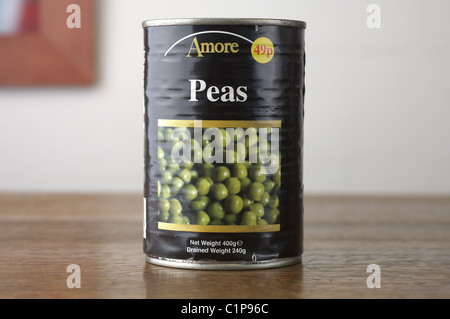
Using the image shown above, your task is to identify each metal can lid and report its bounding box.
[142,18,306,29]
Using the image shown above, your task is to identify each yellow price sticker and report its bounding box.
[251,37,275,64]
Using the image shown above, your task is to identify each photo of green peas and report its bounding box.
[156,121,281,230]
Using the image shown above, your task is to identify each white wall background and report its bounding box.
[0,0,449,194]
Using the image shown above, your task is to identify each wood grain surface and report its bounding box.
[0,194,449,299]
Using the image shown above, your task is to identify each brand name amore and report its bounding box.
[187,36,239,57]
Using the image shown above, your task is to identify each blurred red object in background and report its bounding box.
[20,0,40,33]
[0,0,96,85]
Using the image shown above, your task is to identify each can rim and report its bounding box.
[146,255,302,270]
[142,18,306,29]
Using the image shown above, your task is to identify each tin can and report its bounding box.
[143,18,306,269]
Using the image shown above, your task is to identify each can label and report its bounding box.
[143,22,305,266]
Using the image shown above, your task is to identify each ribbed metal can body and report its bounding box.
[143,18,306,269]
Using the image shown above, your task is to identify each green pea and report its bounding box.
[180,161,194,170]
[157,131,164,142]
[210,219,225,225]
[240,177,252,193]
[191,138,202,151]
[205,176,214,186]
[203,128,222,147]
[243,161,252,170]
[242,195,254,209]
[232,128,244,142]
[170,176,184,195]
[266,208,280,224]
[223,214,238,225]
[224,195,244,215]
[189,195,210,211]
[240,211,257,225]
[203,145,219,164]
[270,154,280,174]
[167,162,180,174]
[165,156,176,166]
[225,177,241,195]
[250,203,265,218]
[258,138,269,154]
[248,182,264,201]
[245,134,258,149]
[158,158,167,172]
[255,148,264,165]
[202,138,211,148]
[263,180,276,193]
[158,199,170,213]
[195,177,211,196]
[245,127,257,136]
[169,214,185,224]
[249,165,267,183]
[178,168,191,183]
[191,139,203,163]
[159,210,170,222]
[169,198,182,215]
[269,194,279,208]
[190,170,199,183]
[257,219,269,226]
[200,163,215,178]
[164,128,174,141]
[195,211,210,225]
[181,184,198,201]
[224,150,240,164]
[160,184,171,199]
[214,166,230,182]
[161,170,173,185]
[210,183,228,201]
[198,195,211,206]
[220,128,232,147]
[259,192,270,206]
[157,146,165,160]
[235,143,246,162]
[183,216,191,224]
[207,201,225,220]
[190,201,203,211]
[232,163,248,179]
[274,168,281,184]
[189,199,208,210]
[173,127,190,142]
[169,140,184,156]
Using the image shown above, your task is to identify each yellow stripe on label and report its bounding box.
[158,119,281,128]
[158,222,280,233]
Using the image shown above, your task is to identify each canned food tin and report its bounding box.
[143,18,306,269]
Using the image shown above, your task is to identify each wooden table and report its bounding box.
[0,194,449,299]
